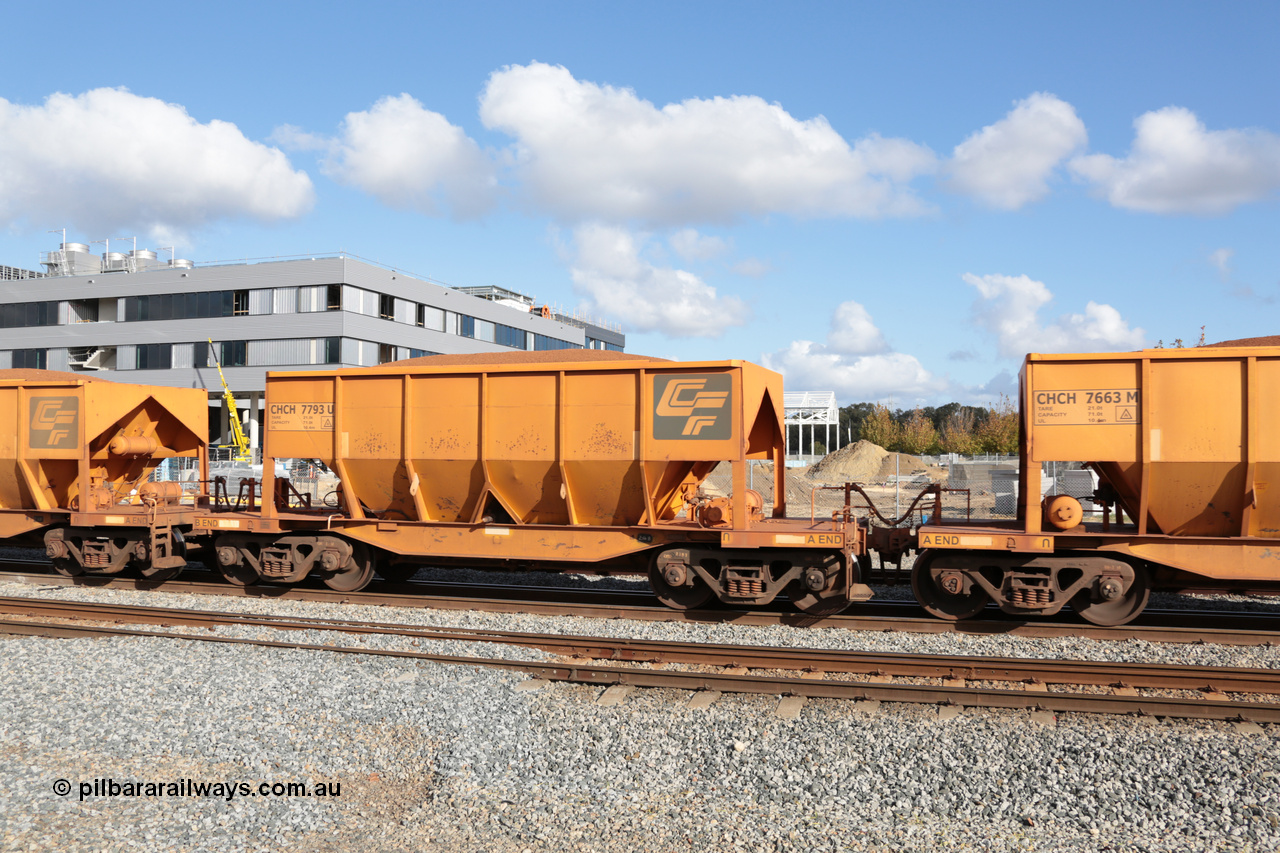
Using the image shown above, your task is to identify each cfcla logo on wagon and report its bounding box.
[29,397,79,449]
[653,375,732,440]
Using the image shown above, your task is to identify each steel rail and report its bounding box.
[5,557,1279,630]
[4,596,1279,696]
[3,614,1278,723]
[3,568,1278,646]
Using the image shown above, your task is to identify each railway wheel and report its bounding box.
[214,540,259,586]
[911,550,990,621]
[1071,564,1150,626]
[857,552,873,581]
[789,553,851,617]
[324,543,375,592]
[216,559,259,586]
[46,531,84,576]
[648,553,713,610]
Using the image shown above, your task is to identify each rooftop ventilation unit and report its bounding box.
[129,249,160,271]
[41,242,102,277]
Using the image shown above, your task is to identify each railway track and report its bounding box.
[3,595,1278,723]
[3,563,1279,646]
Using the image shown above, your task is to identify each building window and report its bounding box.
[458,314,475,339]
[379,294,395,321]
[326,284,342,311]
[135,343,172,370]
[12,348,47,369]
[124,296,148,321]
[417,304,444,331]
[378,343,395,364]
[220,340,247,367]
[124,291,237,321]
[232,290,249,316]
[534,334,579,351]
[193,340,209,368]
[157,294,176,320]
[494,323,527,349]
[1,302,58,329]
[408,348,435,359]
[323,337,341,364]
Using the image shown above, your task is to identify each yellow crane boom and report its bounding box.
[208,339,252,461]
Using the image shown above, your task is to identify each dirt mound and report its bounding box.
[806,440,948,484]
[806,440,889,483]
[874,452,948,483]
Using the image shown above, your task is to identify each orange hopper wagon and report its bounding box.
[912,340,1280,626]
[0,369,208,579]
[204,352,870,611]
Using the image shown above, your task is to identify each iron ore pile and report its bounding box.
[3,570,1279,853]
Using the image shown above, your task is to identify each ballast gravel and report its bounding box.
[3,573,1280,852]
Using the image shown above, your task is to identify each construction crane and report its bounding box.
[208,339,252,462]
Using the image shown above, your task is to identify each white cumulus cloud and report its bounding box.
[0,88,313,235]
[669,228,729,262]
[567,224,750,338]
[947,92,1087,209]
[1070,107,1280,214]
[763,343,944,403]
[825,301,889,355]
[731,257,773,278]
[479,62,937,225]
[762,300,944,401]
[312,94,497,218]
[1209,247,1234,277]
[963,272,1145,358]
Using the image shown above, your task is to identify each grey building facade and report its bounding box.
[1,245,624,447]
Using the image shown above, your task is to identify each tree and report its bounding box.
[975,395,1019,454]
[897,408,939,455]
[838,402,877,445]
[858,403,900,449]
[940,408,979,454]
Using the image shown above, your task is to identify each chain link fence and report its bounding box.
[149,451,1099,522]
[150,452,340,509]
[701,458,1098,525]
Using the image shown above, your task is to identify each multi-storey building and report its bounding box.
[1,243,624,448]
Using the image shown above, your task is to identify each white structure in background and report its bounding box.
[783,391,839,465]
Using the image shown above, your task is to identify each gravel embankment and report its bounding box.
[3,570,1280,852]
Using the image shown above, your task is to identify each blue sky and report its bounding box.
[2,1,1277,405]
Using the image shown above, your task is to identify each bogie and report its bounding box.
[910,549,1151,626]
[212,534,373,591]
[648,546,860,615]
[44,527,186,580]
